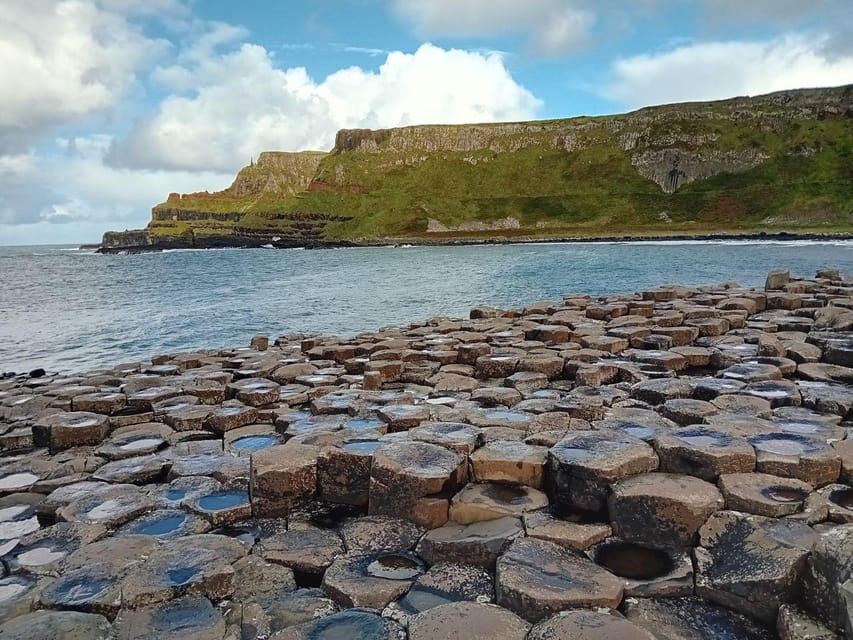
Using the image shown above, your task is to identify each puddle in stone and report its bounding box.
[753,436,810,456]
[165,489,186,502]
[197,491,249,511]
[53,575,112,604]
[0,472,39,490]
[167,567,200,586]
[679,434,722,447]
[212,523,262,546]
[484,410,529,423]
[231,434,282,451]
[620,423,656,441]
[343,441,383,455]
[305,610,389,640]
[132,513,187,536]
[398,585,455,613]
[67,416,99,427]
[483,484,528,504]
[595,542,674,580]
[344,418,384,430]
[761,486,808,503]
[17,546,67,566]
[0,581,30,601]
[366,554,424,580]
[0,516,40,539]
[120,437,164,451]
[829,488,853,510]
[776,421,822,435]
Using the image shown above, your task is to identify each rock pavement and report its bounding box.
[1,267,852,638]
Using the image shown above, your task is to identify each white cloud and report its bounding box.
[604,35,853,108]
[390,0,594,55]
[109,43,542,173]
[0,135,230,239]
[0,153,36,177]
[0,0,168,144]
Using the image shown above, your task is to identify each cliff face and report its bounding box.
[102,85,853,249]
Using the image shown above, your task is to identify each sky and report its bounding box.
[1,0,852,245]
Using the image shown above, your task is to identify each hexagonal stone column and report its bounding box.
[547,430,658,512]
[803,524,853,632]
[528,610,656,640]
[32,412,110,453]
[408,602,530,640]
[250,444,318,517]
[317,440,382,506]
[496,537,623,622]
[695,510,817,622]
[609,473,724,548]
[655,426,755,481]
[370,441,468,528]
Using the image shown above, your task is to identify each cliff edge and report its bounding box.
[101,85,853,250]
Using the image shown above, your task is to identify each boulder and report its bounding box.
[749,433,841,486]
[522,507,611,551]
[339,515,425,554]
[270,609,402,640]
[256,525,344,578]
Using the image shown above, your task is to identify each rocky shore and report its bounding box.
[95,231,853,254]
[1,268,852,639]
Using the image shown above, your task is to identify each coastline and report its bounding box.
[0,266,851,636]
[94,230,853,253]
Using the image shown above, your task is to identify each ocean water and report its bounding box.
[1,241,851,375]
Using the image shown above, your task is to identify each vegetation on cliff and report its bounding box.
[110,85,853,248]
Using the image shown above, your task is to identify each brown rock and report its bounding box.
[250,444,318,516]
[408,602,530,640]
[470,440,548,488]
[609,472,724,548]
[496,537,624,622]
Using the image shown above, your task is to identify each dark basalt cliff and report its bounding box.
[101,85,853,251]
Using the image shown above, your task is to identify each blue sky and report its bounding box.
[1,0,851,245]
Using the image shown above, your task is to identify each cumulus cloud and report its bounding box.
[0,135,230,231]
[0,0,168,149]
[108,43,542,173]
[604,35,853,109]
[390,0,594,56]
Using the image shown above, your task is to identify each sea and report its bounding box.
[1,240,851,375]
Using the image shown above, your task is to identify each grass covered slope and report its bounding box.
[138,85,852,247]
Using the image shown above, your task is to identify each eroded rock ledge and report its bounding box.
[1,268,853,638]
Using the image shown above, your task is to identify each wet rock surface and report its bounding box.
[1,267,852,636]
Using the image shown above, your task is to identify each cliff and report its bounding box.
[102,85,853,250]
